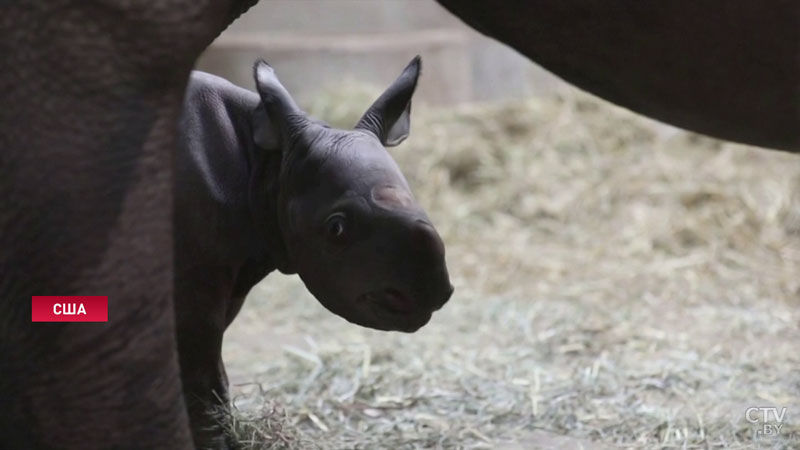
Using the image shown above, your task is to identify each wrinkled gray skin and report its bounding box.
[176,57,453,448]
[436,0,800,152]
[0,1,258,449]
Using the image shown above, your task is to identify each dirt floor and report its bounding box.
[220,83,800,449]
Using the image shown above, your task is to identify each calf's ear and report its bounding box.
[355,55,421,147]
[252,105,278,150]
[252,60,308,151]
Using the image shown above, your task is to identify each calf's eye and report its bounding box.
[324,214,348,242]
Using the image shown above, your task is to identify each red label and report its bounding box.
[32,296,108,322]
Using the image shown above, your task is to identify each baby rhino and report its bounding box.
[176,56,453,448]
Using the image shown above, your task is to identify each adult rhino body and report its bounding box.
[0,1,257,449]
[176,58,452,448]
[436,0,800,151]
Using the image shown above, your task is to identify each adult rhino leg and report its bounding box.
[0,1,259,449]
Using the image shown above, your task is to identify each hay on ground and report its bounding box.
[221,82,800,450]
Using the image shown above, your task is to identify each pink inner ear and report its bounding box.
[372,185,414,210]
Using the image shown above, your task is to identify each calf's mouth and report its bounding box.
[358,288,417,315]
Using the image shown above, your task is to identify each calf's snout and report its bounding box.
[404,219,453,311]
[432,282,455,311]
[410,219,446,260]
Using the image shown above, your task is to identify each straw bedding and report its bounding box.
[220,83,800,449]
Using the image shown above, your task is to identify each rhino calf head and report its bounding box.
[253,57,453,332]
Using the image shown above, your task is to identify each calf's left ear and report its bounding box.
[252,60,310,152]
[252,105,278,150]
[355,55,421,147]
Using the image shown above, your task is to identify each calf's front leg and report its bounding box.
[175,270,238,450]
